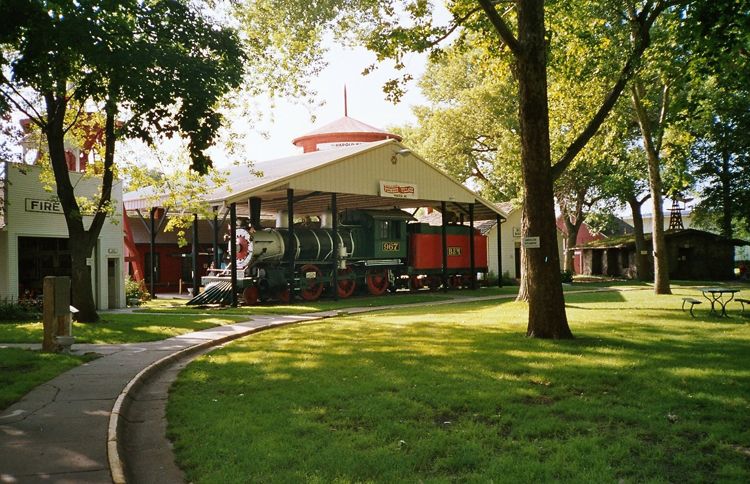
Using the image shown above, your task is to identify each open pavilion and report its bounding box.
[124,115,507,305]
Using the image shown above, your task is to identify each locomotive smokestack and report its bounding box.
[276,211,288,228]
[320,211,333,228]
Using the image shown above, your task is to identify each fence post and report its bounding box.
[42,276,72,352]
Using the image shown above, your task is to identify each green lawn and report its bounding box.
[0,348,97,410]
[137,290,476,315]
[168,286,750,483]
[0,313,247,344]
[136,282,660,317]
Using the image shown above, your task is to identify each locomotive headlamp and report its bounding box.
[391,148,411,164]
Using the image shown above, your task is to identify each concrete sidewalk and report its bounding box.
[0,314,321,484]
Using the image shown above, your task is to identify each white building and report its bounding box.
[484,203,565,279]
[419,202,565,280]
[0,161,125,309]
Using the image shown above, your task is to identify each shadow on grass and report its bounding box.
[0,313,245,344]
[168,290,750,483]
[137,290,462,316]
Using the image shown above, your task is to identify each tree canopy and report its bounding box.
[678,0,750,239]
[1,0,245,173]
[236,0,678,338]
[0,0,245,322]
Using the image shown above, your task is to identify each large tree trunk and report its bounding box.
[44,92,101,322]
[564,231,576,273]
[562,215,583,274]
[627,196,650,280]
[649,185,670,293]
[558,188,587,274]
[516,208,529,302]
[517,1,572,338]
[69,243,98,321]
[630,82,671,295]
[516,248,529,301]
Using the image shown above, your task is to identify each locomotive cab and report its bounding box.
[341,208,412,260]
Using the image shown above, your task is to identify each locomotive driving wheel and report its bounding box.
[299,264,324,301]
[336,266,356,298]
[409,275,424,292]
[426,275,442,291]
[448,274,462,289]
[242,286,259,305]
[365,268,389,295]
[275,285,291,303]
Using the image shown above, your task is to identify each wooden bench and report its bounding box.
[682,297,703,317]
[737,298,750,316]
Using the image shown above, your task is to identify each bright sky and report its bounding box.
[228,46,429,166]
[9,4,450,171]
[7,43,429,170]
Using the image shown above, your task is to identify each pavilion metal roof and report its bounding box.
[124,139,506,221]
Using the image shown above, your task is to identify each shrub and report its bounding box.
[483,271,498,286]
[0,298,41,321]
[500,271,518,286]
[125,276,150,302]
[483,271,517,286]
[560,270,574,284]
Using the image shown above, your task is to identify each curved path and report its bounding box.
[1,290,613,483]
[0,314,324,483]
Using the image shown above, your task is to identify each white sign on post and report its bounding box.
[522,236,541,249]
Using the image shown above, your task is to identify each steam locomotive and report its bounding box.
[190,208,487,305]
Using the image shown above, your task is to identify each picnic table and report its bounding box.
[699,287,740,317]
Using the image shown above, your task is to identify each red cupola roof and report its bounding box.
[292,115,402,153]
[293,87,403,153]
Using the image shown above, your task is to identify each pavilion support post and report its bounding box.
[441,201,448,292]
[211,209,220,269]
[141,207,167,298]
[496,214,503,288]
[192,214,200,296]
[331,192,339,301]
[287,189,295,270]
[230,203,238,307]
[149,207,157,298]
[469,203,476,290]
[208,208,229,269]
